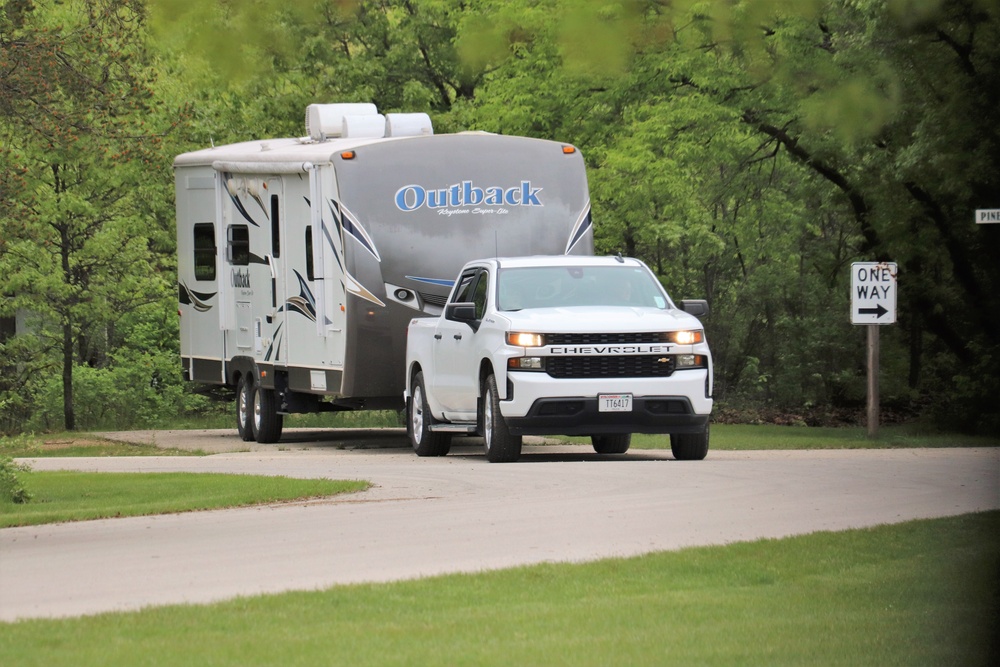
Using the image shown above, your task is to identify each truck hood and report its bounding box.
[501,306,704,333]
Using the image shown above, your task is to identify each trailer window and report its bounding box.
[193,223,216,281]
[227,225,250,266]
[305,226,314,281]
[270,194,280,258]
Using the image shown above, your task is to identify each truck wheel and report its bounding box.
[670,425,709,461]
[483,374,522,463]
[409,372,451,456]
[592,434,631,454]
[252,385,284,444]
[236,375,256,442]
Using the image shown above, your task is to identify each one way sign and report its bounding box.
[851,262,897,325]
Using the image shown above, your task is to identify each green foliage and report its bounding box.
[2,0,998,433]
[0,456,32,504]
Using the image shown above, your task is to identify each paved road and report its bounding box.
[1,431,997,621]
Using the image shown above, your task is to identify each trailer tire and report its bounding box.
[483,374,522,463]
[252,385,284,444]
[409,372,451,456]
[236,375,256,442]
[670,425,709,461]
[592,434,631,455]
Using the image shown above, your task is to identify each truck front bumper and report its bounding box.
[500,370,712,436]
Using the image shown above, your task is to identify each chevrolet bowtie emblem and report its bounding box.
[658,358,669,363]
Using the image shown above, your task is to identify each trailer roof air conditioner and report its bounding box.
[305,103,378,141]
[385,113,434,137]
[343,113,387,139]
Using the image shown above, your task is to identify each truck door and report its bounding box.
[431,268,488,417]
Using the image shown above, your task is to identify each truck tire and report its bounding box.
[252,385,284,444]
[236,375,255,442]
[409,372,451,456]
[592,434,631,454]
[670,425,709,461]
[483,374,522,463]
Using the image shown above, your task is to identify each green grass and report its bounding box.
[0,432,207,458]
[1,512,996,666]
[555,423,1000,450]
[0,472,369,528]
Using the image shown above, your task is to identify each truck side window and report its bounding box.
[193,223,216,281]
[227,225,249,266]
[452,269,478,303]
[472,271,489,319]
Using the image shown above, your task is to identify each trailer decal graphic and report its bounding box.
[304,196,347,276]
[178,282,215,312]
[565,203,593,254]
[345,273,386,307]
[405,276,456,288]
[264,322,283,362]
[283,271,318,322]
[332,201,380,261]
[223,173,261,227]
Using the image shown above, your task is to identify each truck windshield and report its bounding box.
[497,265,670,311]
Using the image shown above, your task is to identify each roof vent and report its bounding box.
[305,103,378,141]
[385,113,434,137]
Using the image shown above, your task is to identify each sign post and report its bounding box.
[851,262,898,438]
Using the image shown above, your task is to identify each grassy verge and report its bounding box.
[0,472,368,528]
[0,433,206,458]
[555,423,1000,450]
[1,512,996,666]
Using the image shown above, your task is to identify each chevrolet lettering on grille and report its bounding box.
[548,344,673,355]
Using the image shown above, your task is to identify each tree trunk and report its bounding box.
[63,317,75,431]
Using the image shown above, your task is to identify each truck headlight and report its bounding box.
[507,332,544,347]
[667,330,703,345]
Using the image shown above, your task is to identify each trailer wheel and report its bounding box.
[670,425,709,461]
[409,372,451,456]
[236,375,256,442]
[482,374,522,463]
[252,385,284,444]
[592,434,631,455]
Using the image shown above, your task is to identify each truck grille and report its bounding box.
[546,354,675,379]
[545,332,673,345]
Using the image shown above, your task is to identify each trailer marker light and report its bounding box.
[562,146,576,154]
[341,151,356,160]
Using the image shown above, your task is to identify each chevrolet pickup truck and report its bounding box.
[403,255,713,462]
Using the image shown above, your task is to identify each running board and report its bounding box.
[429,423,478,434]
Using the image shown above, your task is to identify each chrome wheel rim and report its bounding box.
[483,386,493,452]
[411,385,424,445]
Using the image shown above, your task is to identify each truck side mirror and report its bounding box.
[680,299,710,317]
[445,302,478,324]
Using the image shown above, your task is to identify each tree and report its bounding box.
[0,0,179,430]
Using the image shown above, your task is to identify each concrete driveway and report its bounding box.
[1,431,997,621]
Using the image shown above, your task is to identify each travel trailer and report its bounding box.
[175,104,594,442]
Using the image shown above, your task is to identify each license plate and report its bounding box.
[599,393,632,412]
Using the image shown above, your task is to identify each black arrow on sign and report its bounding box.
[858,304,888,318]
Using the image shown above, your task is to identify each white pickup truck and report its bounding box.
[403,255,713,462]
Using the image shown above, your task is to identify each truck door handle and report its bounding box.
[434,334,442,340]
[453,334,463,340]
